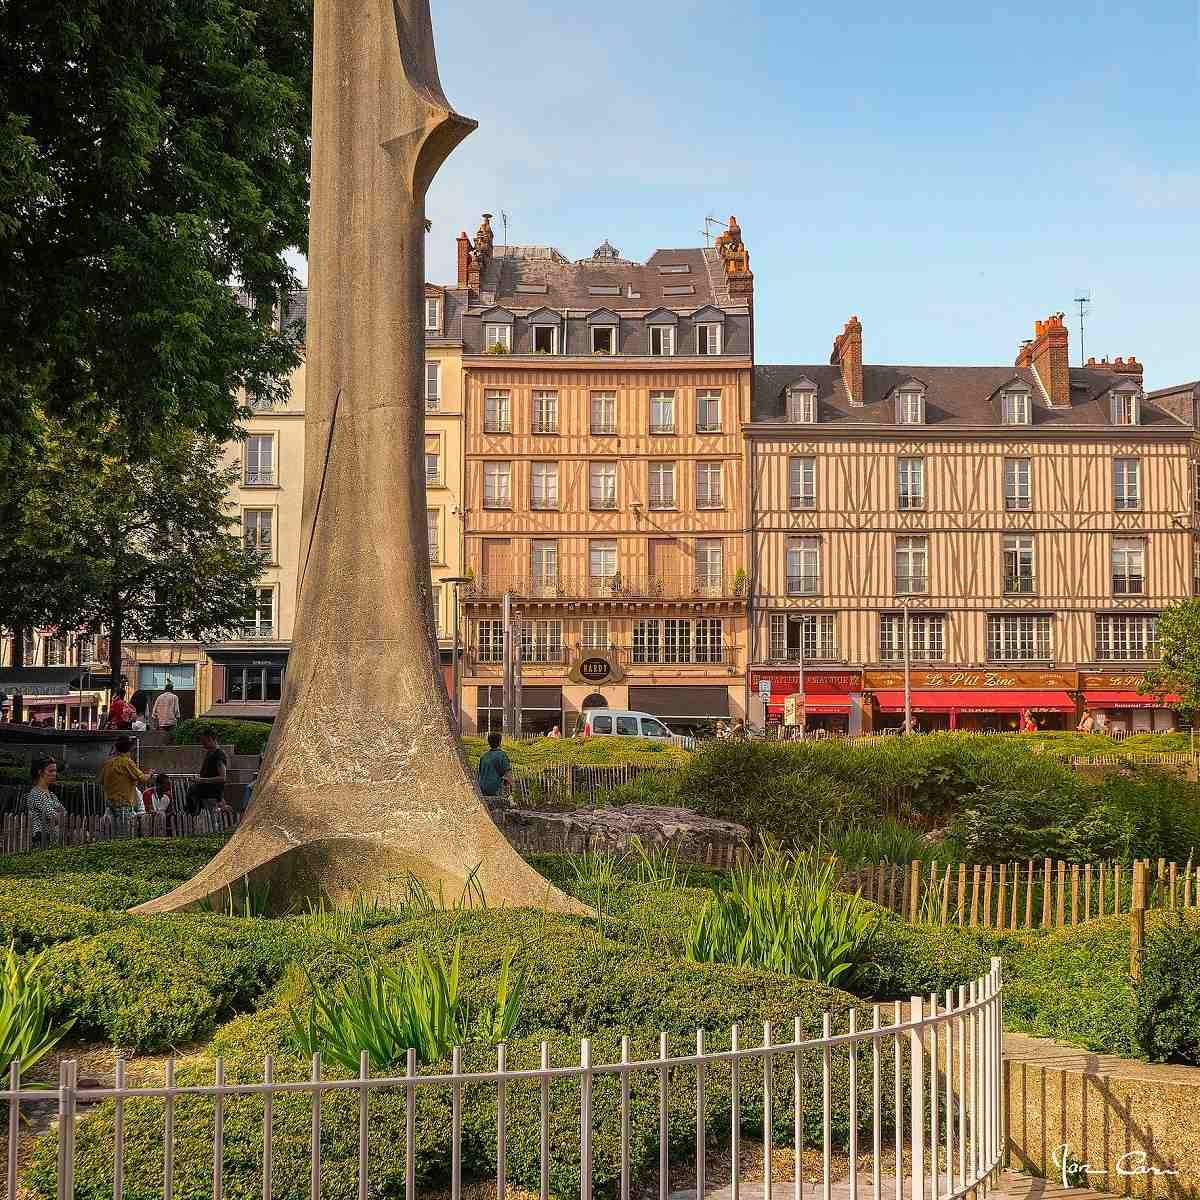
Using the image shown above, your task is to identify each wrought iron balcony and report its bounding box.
[786,574,820,596]
[1003,572,1036,595]
[1112,574,1145,596]
[464,572,748,603]
[895,574,928,595]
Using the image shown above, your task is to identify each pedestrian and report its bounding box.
[152,680,181,731]
[477,731,514,806]
[108,688,134,730]
[98,735,151,821]
[141,772,173,815]
[729,717,748,740]
[546,725,561,739]
[185,727,228,822]
[715,721,729,740]
[25,756,66,848]
[1093,710,1109,735]
[1077,709,1095,734]
[1021,710,1037,734]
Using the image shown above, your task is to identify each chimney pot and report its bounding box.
[831,315,864,407]
[1020,313,1070,405]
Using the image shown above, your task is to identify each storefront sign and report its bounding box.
[863,668,1078,692]
[1080,673,1151,691]
[749,670,861,695]
[580,657,612,683]
[567,652,625,686]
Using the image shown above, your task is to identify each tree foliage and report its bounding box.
[1141,599,1200,714]
[0,0,312,449]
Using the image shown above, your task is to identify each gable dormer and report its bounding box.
[785,376,819,423]
[524,307,562,355]
[1110,377,1142,427]
[480,306,514,353]
[992,376,1033,425]
[644,307,678,356]
[586,308,620,356]
[893,378,927,426]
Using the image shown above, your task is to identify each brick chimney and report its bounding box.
[714,215,753,299]
[1086,355,1143,377]
[1016,314,1070,407]
[456,231,472,288]
[831,316,864,407]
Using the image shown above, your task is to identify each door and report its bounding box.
[481,539,513,595]
[648,539,682,598]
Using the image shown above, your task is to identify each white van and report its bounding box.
[574,708,673,740]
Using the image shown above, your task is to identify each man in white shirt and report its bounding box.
[151,681,181,731]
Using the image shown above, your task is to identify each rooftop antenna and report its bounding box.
[500,210,509,250]
[699,215,726,246]
[1074,291,1091,366]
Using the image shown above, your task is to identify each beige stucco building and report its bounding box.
[747,314,1196,733]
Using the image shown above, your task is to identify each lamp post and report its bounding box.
[439,575,471,732]
[902,597,913,735]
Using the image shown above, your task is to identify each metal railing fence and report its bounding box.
[5,962,1004,1200]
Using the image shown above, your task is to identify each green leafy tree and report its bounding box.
[1141,599,1200,714]
[27,416,267,689]
[0,0,312,448]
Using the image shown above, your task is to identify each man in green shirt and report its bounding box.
[477,732,513,803]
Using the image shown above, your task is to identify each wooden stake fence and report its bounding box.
[0,810,237,855]
[853,855,1200,930]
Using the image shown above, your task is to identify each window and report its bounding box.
[650,391,676,434]
[476,619,503,664]
[695,461,724,509]
[879,613,945,662]
[648,462,676,509]
[768,613,838,662]
[696,390,721,433]
[786,389,817,424]
[987,615,1052,662]
[531,541,559,595]
[694,618,724,663]
[895,536,928,594]
[425,297,441,332]
[1002,535,1036,594]
[532,391,558,434]
[533,325,557,355]
[243,509,273,555]
[789,457,816,510]
[581,619,609,650]
[1002,390,1031,425]
[615,715,639,735]
[427,510,441,563]
[1096,614,1158,661]
[530,461,559,510]
[649,325,675,356]
[245,435,275,485]
[896,390,925,425]
[589,541,618,594]
[21,631,34,665]
[632,618,723,664]
[786,537,820,595]
[696,323,722,355]
[483,461,512,509]
[226,665,284,702]
[1004,459,1032,511]
[244,587,275,638]
[590,392,616,435]
[590,462,617,510]
[45,635,67,666]
[431,585,442,638]
[425,361,440,411]
[1114,458,1141,511]
[484,323,512,352]
[696,540,724,595]
[1112,391,1140,426]
[897,458,925,510]
[1112,537,1145,595]
[483,390,510,433]
[591,325,616,355]
[424,435,441,485]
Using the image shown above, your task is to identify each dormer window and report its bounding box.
[896,389,925,426]
[1112,386,1141,426]
[484,323,511,352]
[425,297,442,332]
[591,325,616,355]
[649,325,675,356]
[1001,388,1031,425]
[534,325,558,354]
[696,323,722,355]
[786,380,818,424]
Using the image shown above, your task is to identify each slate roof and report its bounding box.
[474,246,746,314]
[751,364,1191,430]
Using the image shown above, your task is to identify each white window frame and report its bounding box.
[786,389,817,424]
[424,446,441,485]
[879,613,945,662]
[1096,614,1158,661]
[696,390,721,434]
[246,586,276,638]
[1112,537,1146,595]
[531,540,559,593]
[590,391,617,435]
[1112,392,1140,426]
[789,457,816,510]
[532,390,559,435]
[520,619,563,664]
[786,537,820,595]
[1004,459,1032,511]
[483,461,512,509]
[589,540,618,587]
[427,510,441,563]
[483,390,510,434]
[648,325,675,356]
[650,391,676,434]
[896,390,925,426]
[424,297,442,332]
[581,619,609,650]
[1114,458,1141,511]
[242,508,273,556]
[895,536,928,594]
[591,325,617,355]
[476,619,504,664]
[1002,534,1036,594]
[590,462,617,511]
[648,461,677,510]
[987,614,1052,662]
[533,325,558,355]
[696,323,722,355]
[530,461,559,511]
[1001,390,1031,425]
[424,361,441,411]
[696,539,724,594]
[244,434,275,486]
[695,461,724,509]
[768,612,838,662]
[484,323,512,352]
[897,458,925,510]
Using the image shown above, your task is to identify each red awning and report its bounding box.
[1083,690,1180,709]
[767,697,851,715]
[872,689,1077,713]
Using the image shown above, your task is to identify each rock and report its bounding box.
[498,805,749,862]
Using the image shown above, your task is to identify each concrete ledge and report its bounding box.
[1005,1032,1200,1198]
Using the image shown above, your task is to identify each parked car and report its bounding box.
[573,708,674,741]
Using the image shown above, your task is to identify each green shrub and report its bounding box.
[866,913,1007,1000]
[0,890,128,951]
[1134,911,1200,1064]
[819,819,937,868]
[171,717,272,754]
[0,945,74,1074]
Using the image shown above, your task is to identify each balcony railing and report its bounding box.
[897,494,925,510]
[233,624,277,640]
[1115,496,1141,511]
[789,494,816,510]
[590,424,617,436]
[464,572,748,602]
[896,574,928,594]
[1003,573,1036,595]
[244,470,275,486]
[767,645,841,663]
[469,643,736,672]
[590,496,618,511]
[1112,574,1145,595]
[425,396,439,412]
[1004,496,1031,511]
[786,574,820,596]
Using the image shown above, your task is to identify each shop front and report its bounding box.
[0,668,108,728]
[863,669,1079,732]
[1078,672,1182,733]
[749,669,863,734]
[204,649,290,722]
[136,663,198,721]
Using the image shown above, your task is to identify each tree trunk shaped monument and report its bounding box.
[136,0,583,915]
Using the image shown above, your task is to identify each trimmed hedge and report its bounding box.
[0,890,129,952]
[171,717,272,755]
[1134,910,1200,1064]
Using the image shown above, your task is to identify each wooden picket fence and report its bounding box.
[512,763,676,809]
[0,808,238,854]
[851,855,1200,930]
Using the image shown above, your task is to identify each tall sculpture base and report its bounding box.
[133,0,584,917]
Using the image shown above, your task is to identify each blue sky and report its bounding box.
[352,1,1200,387]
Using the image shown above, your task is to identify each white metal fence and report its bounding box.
[4,962,1004,1200]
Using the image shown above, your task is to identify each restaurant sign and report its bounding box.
[862,669,1078,691]
[749,670,861,695]
[1079,673,1154,691]
[567,651,625,686]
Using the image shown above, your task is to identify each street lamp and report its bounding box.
[439,575,471,732]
